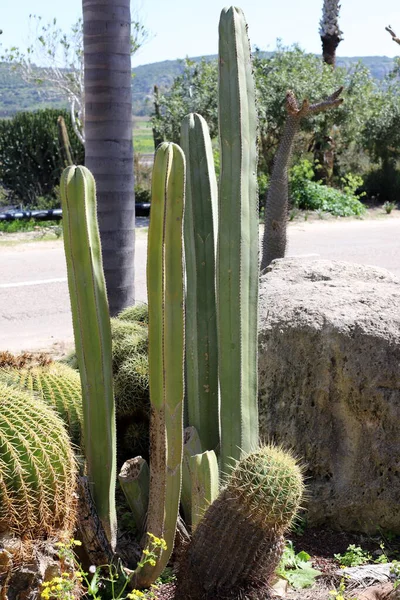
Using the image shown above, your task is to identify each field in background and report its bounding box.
[133,117,154,154]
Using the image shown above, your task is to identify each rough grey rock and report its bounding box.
[258,258,400,533]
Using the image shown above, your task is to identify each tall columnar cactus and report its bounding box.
[0,382,77,539]
[217,6,259,475]
[176,445,304,600]
[181,113,219,453]
[136,142,185,587]
[60,165,117,549]
[0,362,83,448]
[261,88,343,271]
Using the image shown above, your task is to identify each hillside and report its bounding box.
[0,54,395,118]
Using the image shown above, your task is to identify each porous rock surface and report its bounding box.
[258,258,400,533]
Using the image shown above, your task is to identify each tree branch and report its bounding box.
[385,25,400,45]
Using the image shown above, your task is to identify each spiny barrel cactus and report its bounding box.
[0,382,77,540]
[0,361,83,448]
[176,445,304,600]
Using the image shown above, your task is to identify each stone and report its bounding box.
[258,258,400,533]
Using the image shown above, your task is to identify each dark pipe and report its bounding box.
[0,204,151,222]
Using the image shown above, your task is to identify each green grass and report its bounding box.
[133,119,154,154]
[0,219,61,233]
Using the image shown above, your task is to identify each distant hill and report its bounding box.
[0,54,396,119]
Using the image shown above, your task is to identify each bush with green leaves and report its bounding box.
[151,45,375,180]
[289,159,366,216]
[0,108,84,204]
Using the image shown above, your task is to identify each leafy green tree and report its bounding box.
[254,45,375,174]
[1,11,149,144]
[151,58,218,145]
[151,46,375,181]
[0,108,84,204]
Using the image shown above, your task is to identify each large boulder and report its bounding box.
[258,258,400,533]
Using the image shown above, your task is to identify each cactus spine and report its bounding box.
[60,165,117,548]
[0,362,83,448]
[176,446,304,600]
[217,6,259,474]
[181,113,219,453]
[0,382,77,539]
[136,142,185,587]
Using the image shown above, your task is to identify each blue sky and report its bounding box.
[1,0,400,67]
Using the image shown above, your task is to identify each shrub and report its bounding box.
[0,108,84,205]
[290,159,366,217]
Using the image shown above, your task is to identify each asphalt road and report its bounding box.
[1,216,400,355]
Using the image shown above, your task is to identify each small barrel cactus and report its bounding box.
[0,361,83,448]
[0,382,77,540]
[176,445,304,600]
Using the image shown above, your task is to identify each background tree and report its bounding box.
[82,0,135,315]
[319,0,343,66]
[152,47,374,183]
[2,11,148,144]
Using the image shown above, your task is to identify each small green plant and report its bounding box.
[276,540,322,590]
[41,535,167,600]
[289,159,366,217]
[334,544,371,567]
[390,560,400,589]
[329,576,348,600]
[0,219,61,233]
[383,200,397,214]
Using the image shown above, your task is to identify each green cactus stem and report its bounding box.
[181,426,203,527]
[217,6,259,476]
[261,87,343,270]
[60,165,117,549]
[0,382,77,540]
[118,457,150,537]
[176,445,304,600]
[136,142,185,587]
[190,450,219,531]
[181,113,219,453]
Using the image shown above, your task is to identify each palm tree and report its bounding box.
[320,0,343,66]
[82,0,135,315]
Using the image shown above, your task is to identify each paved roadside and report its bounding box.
[1,214,400,356]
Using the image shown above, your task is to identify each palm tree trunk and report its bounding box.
[319,0,343,67]
[82,0,135,315]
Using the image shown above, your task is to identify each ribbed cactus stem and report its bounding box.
[0,362,83,448]
[190,450,219,531]
[181,113,219,453]
[181,426,203,527]
[60,165,117,549]
[118,457,149,536]
[0,383,77,540]
[136,142,185,588]
[176,445,304,600]
[217,7,259,476]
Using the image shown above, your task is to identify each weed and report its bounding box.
[329,576,348,600]
[41,535,167,600]
[390,560,400,589]
[334,544,371,567]
[276,541,322,589]
[382,201,397,214]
